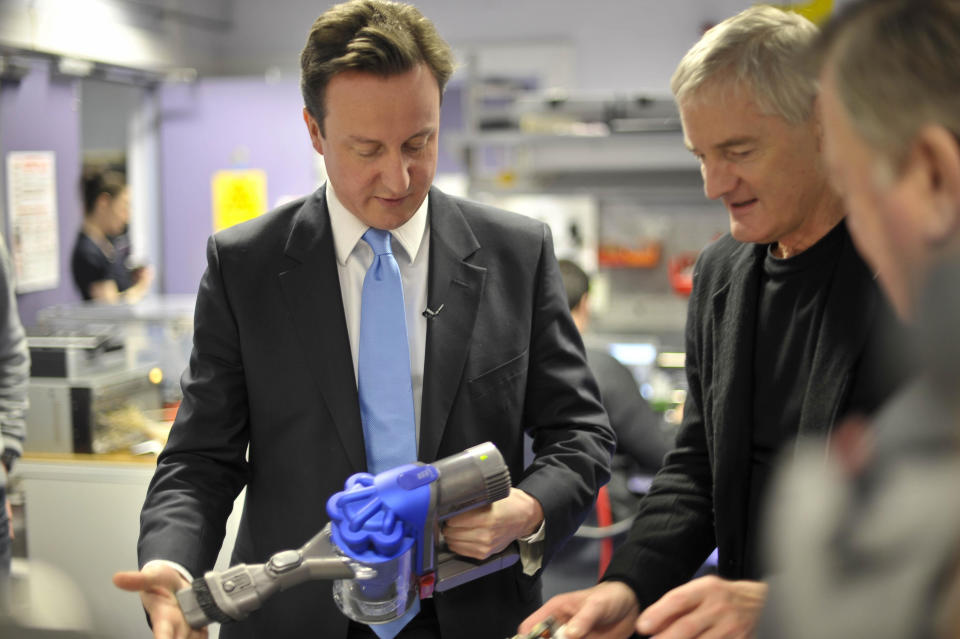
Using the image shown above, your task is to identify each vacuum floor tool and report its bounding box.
[176,442,519,629]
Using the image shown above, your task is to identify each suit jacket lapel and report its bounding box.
[709,241,764,561]
[710,242,764,464]
[278,188,366,472]
[796,226,876,438]
[419,188,486,462]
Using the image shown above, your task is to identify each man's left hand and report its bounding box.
[443,487,543,559]
[636,575,767,639]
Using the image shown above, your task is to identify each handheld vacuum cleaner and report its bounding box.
[176,442,519,629]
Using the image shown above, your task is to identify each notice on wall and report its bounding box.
[211,169,267,232]
[5,151,60,293]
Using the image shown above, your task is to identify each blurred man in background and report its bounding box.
[761,1,960,637]
[558,259,670,477]
[544,260,671,597]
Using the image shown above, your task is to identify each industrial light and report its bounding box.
[608,342,657,367]
[656,352,686,368]
[57,56,95,77]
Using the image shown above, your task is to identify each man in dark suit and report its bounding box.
[557,259,670,478]
[112,2,614,638]
[543,260,670,597]
[521,6,909,639]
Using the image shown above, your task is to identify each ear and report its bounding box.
[303,107,324,155]
[94,192,112,215]
[909,125,960,245]
[571,294,590,329]
[574,293,589,316]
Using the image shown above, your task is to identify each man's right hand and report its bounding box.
[113,564,208,639]
[517,581,640,639]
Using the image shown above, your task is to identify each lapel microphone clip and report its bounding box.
[422,304,444,319]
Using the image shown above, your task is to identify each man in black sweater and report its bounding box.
[520,6,910,639]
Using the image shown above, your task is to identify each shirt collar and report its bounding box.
[326,182,429,266]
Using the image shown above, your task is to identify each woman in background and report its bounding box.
[71,168,152,303]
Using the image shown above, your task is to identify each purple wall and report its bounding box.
[0,69,466,322]
[159,77,315,295]
[159,77,466,295]
[0,59,83,326]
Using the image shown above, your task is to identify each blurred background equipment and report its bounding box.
[23,327,165,455]
[4,558,95,637]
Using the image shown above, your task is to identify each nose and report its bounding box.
[701,158,737,201]
[379,149,411,195]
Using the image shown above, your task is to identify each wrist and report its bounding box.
[516,488,544,537]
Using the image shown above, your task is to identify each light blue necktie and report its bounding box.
[357,228,420,639]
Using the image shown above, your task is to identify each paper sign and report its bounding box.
[6,151,60,293]
[211,169,267,232]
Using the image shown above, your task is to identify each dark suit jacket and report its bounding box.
[586,347,670,476]
[603,223,910,611]
[138,186,615,638]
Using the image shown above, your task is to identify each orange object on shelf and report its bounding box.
[667,253,697,297]
[162,401,182,422]
[597,240,662,268]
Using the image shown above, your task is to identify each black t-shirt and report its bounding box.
[744,221,845,577]
[110,229,132,269]
[71,231,133,300]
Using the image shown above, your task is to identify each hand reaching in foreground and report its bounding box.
[113,563,208,639]
[636,575,767,639]
[518,580,640,639]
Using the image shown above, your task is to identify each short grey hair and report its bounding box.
[671,5,819,124]
[816,0,960,169]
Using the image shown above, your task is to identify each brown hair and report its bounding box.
[300,0,455,134]
[80,167,126,217]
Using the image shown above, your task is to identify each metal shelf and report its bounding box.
[446,129,699,180]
